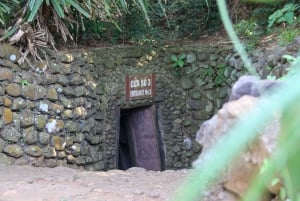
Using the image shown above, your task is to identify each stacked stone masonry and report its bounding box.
[0,43,241,170]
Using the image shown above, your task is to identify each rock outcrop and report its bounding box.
[194,78,281,200]
[229,75,279,101]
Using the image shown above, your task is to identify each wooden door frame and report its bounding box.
[115,104,165,170]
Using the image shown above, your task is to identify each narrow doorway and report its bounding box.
[118,105,163,171]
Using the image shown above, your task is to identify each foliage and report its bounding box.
[160,0,221,40]
[173,1,300,201]
[232,1,300,49]
[234,19,261,49]
[171,54,186,68]
[234,20,258,37]
[0,0,19,28]
[198,65,228,87]
[268,3,300,28]
[74,19,121,44]
[251,6,278,27]
[26,0,90,22]
[0,0,224,46]
[0,0,152,65]
[21,79,30,86]
[171,54,186,77]
[278,28,299,46]
[107,0,222,43]
[214,65,228,86]
[119,5,154,44]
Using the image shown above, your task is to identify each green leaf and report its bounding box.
[51,0,65,18]
[29,0,37,11]
[171,55,178,62]
[271,178,280,186]
[280,188,287,200]
[268,10,283,28]
[120,0,129,12]
[0,19,4,26]
[0,26,18,41]
[179,54,186,60]
[28,0,44,22]
[61,0,67,12]
[21,80,30,86]
[66,0,91,18]
[135,0,150,25]
[178,60,184,68]
[103,0,111,16]
[0,3,11,13]
[284,11,294,25]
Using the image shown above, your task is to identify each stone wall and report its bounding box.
[0,43,238,170]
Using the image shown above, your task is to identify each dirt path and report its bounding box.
[0,165,190,201]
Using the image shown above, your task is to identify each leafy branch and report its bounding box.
[171,54,186,68]
[268,3,300,28]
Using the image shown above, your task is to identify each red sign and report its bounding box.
[126,74,155,100]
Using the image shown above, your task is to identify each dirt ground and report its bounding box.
[0,164,191,201]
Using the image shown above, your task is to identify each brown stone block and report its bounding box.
[51,136,66,151]
[6,83,21,97]
[0,69,13,81]
[3,97,12,107]
[3,108,13,124]
[47,87,58,100]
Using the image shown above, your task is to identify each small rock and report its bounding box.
[147,191,160,198]
[45,159,58,168]
[0,68,13,81]
[186,53,196,63]
[3,108,13,124]
[67,155,76,163]
[69,74,85,85]
[37,102,49,113]
[62,109,73,119]
[24,146,42,157]
[0,153,13,165]
[45,119,57,133]
[43,146,57,158]
[12,98,26,111]
[22,85,46,100]
[1,126,21,143]
[20,109,34,127]
[56,75,69,86]
[50,103,64,114]
[51,136,66,151]
[65,121,78,133]
[186,99,202,110]
[6,83,21,97]
[34,115,48,130]
[71,143,81,156]
[181,78,194,90]
[47,87,58,100]
[59,53,74,63]
[198,52,208,61]
[39,132,50,145]
[3,144,23,158]
[0,44,20,62]
[73,106,87,119]
[57,151,66,159]
[23,127,38,144]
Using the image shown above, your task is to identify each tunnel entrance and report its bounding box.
[117,105,163,171]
